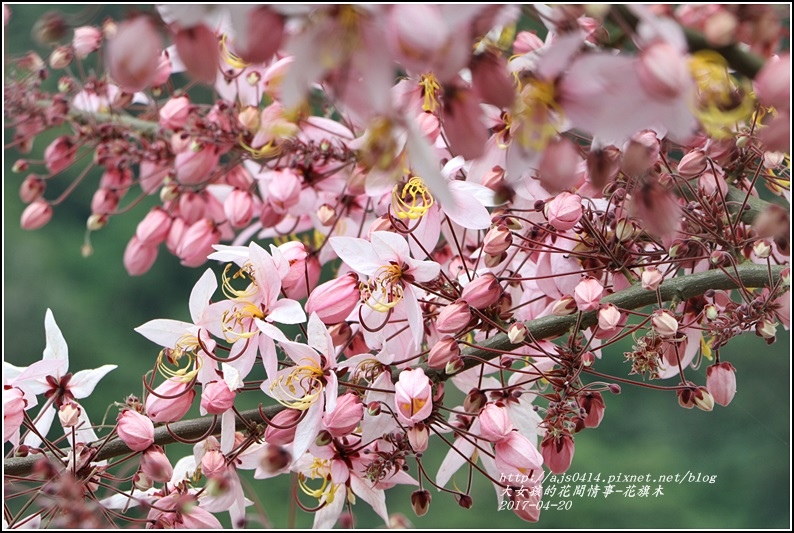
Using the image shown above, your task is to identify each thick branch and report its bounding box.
[5,264,784,477]
[4,405,282,477]
[443,263,786,376]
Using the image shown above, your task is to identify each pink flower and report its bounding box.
[641,266,665,291]
[706,362,737,407]
[3,386,27,446]
[264,409,301,446]
[322,392,363,438]
[427,336,460,369]
[116,409,155,451]
[478,403,514,443]
[124,236,159,276]
[176,218,221,267]
[573,277,603,312]
[159,96,191,129]
[754,54,790,112]
[306,273,361,324]
[44,136,76,174]
[106,17,162,93]
[436,300,472,334]
[174,24,219,84]
[598,304,622,332]
[546,192,582,231]
[145,378,195,423]
[140,445,173,483]
[494,431,543,476]
[652,310,679,338]
[394,368,433,426]
[72,26,102,59]
[223,189,257,229]
[136,207,173,246]
[174,141,220,186]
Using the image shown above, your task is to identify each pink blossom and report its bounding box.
[482,225,512,255]
[546,192,583,231]
[641,266,665,291]
[140,445,173,483]
[427,336,460,369]
[652,310,679,338]
[174,142,220,186]
[176,218,221,267]
[540,433,575,474]
[174,24,218,84]
[754,54,790,112]
[116,409,155,451]
[72,26,102,59]
[706,362,737,407]
[306,273,361,324]
[494,431,543,476]
[597,304,622,332]
[136,207,173,246]
[124,236,159,276]
[394,368,433,426]
[460,273,501,310]
[223,189,257,229]
[677,150,708,178]
[3,386,27,446]
[436,300,472,334]
[159,96,191,129]
[263,409,301,446]
[44,136,75,174]
[106,17,162,93]
[573,277,603,312]
[200,380,236,415]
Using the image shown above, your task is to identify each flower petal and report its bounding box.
[329,236,381,276]
[43,309,69,365]
[69,365,117,399]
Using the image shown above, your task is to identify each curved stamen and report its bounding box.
[360,264,405,312]
[269,361,324,410]
[391,177,434,220]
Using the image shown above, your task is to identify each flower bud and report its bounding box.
[706,362,736,407]
[259,444,291,474]
[641,267,664,291]
[116,409,155,451]
[482,225,512,255]
[58,402,81,428]
[694,386,715,412]
[49,46,73,69]
[322,393,363,438]
[411,490,431,517]
[479,403,514,442]
[573,277,603,312]
[200,380,236,415]
[20,200,53,230]
[306,273,360,324]
[133,471,153,491]
[545,192,582,231]
[507,322,527,344]
[44,136,76,174]
[264,409,301,446]
[460,273,501,310]
[106,17,162,93]
[366,401,382,417]
[176,219,220,268]
[223,189,256,229]
[427,336,460,369]
[552,295,577,316]
[159,96,191,129]
[407,423,429,452]
[140,445,173,483]
[463,388,487,414]
[577,391,605,428]
[753,240,772,259]
[513,30,544,54]
[19,175,45,203]
[652,310,678,338]
[145,378,195,423]
[124,236,158,276]
[597,304,622,332]
[540,433,575,474]
[73,26,102,59]
[756,319,777,340]
[201,450,227,479]
[136,207,172,246]
[677,150,708,178]
[444,357,465,375]
[436,300,472,333]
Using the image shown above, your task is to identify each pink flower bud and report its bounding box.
[91,188,119,215]
[145,378,195,423]
[139,160,169,195]
[49,46,73,69]
[470,49,515,109]
[427,336,460,369]
[176,219,220,268]
[159,96,191,129]
[394,368,433,426]
[73,26,102,59]
[694,386,715,412]
[546,192,582,231]
[483,225,512,255]
[652,310,678,338]
[322,393,363,438]
[507,322,527,344]
[44,136,76,174]
[306,273,360,324]
[411,489,432,517]
[636,42,689,100]
[756,319,777,340]
[268,169,302,213]
[116,409,155,451]
[173,24,218,84]
[753,240,772,259]
[407,423,429,452]
[597,304,622,332]
[175,142,220,186]
[124,236,158,276]
[264,409,301,446]
[540,433,575,474]
[133,471,153,491]
[140,445,173,483]
[20,175,45,203]
[201,449,227,479]
[573,277,603,312]
[58,402,81,428]
[278,241,320,300]
[641,267,664,291]
[136,207,172,246]
[538,137,582,193]
[494,431,543,476]
[586,146,621,189]
[577,391,605,428]
[235,8,285,64]
[706,362,736,407]
[200,380,236,415]
[552,295,577,316]
[479,403,514,442]
[20,200,53,230]
[754,54,790,112]
[677,150,708,179]
[223,189,256,229]
[461,273,502,310]
[224,165,253,190]
[107,17,162,93]
[436,300,472,334]
[698,171,727,197]
[513,30,544,54]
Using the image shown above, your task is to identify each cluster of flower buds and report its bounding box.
[3,4,789,528]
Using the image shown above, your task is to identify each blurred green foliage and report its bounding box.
[3,5,790,529]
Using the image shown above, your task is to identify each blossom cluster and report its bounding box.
[3,4,790,528]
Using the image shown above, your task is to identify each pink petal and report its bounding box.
[69,365,117,399]
[329,237,381,276]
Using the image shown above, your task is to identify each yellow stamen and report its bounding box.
[222,263,258,300]
[156,334,203,383]
[419,74,442,113]
[238,135,281,159]
[219,34,249,69]
[515,78,563,150]
[689,51,755,137]
[269,360,325,410]
[700,336,713,361]
[298,458,337,503]
[360,264,405,312]
[391,177,434,220]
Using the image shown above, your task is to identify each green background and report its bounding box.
[3,5,790,528]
